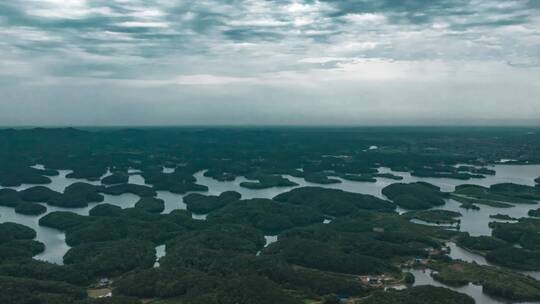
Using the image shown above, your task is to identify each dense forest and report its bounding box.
[0,127,539,304]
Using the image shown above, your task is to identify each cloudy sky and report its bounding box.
[1,0,539,126]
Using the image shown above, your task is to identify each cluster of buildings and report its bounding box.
[425,246,450,256]
[401,246,450,268]
[358,245,452,290]
[96,278,111,288]
[90,278,112,299]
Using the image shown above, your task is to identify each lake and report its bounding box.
[0,163,539,303]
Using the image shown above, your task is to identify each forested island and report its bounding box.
[0,127,540,304]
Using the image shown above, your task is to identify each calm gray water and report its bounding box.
[154,244,166,268]
[434,198,535,237]
[264,235,278,248]
[256,235,278,256]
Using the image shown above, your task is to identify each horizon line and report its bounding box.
[2,124,540,129]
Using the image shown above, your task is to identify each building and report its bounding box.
[359,274,393,287]
[97,278,110,288]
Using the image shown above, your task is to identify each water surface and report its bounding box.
[154,244,166,268]
[1,164,539,275]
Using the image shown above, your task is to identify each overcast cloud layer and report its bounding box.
[1,0,539,126]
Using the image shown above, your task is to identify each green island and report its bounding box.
[447,218,540,271]
[403,210,461,225]
[454,184,540,205]
[449,194,511,209]
[431,260,540,301]
[489,213,517,220]
[14,202,47,216]
[373,173,404,180]
[335,172,403,183]
[529,208,540,217]
[101,173,129,185]
[183,191,241,214]
[485,247,540,270]
[411,169,483,180]
[134,197,165,214]
[274,187,395,216]
[0,166,56,187]
[490,218,540,250]
[0,223,44,260]
[361,285,474,304]
[337,174,377,182]
[456,234,508,251]
[304,172,342,185]
[240,173,298,189]
[142,167,208,194]
[1,185,103,210]
[381,182,446,210]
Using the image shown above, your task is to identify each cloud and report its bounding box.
[343,13,386,24]
[174,74,257,86]
[299,57,350,64]
[116,21,170,28]
[0,0,539,125]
